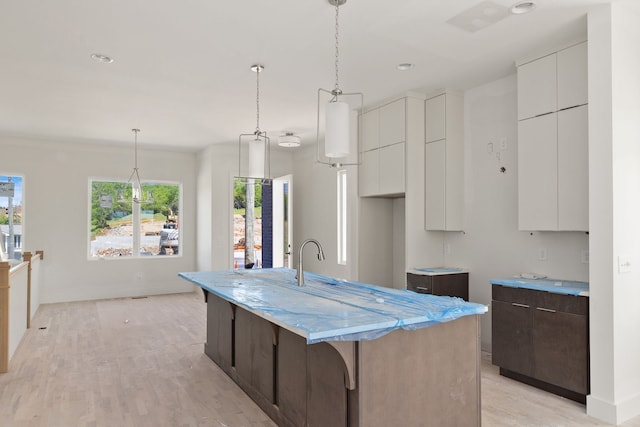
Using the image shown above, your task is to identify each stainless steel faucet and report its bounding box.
[296,238,325,286]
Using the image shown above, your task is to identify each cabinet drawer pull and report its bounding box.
[416,286,430,291]
[536,307,556,313]
[511,303,529,308]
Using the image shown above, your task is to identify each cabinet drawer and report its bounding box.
[492,285,587,315]
[407,273,432,294]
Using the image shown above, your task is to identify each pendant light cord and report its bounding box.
[255,66,261,134]
[334,1,341,95]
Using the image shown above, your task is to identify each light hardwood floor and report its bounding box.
[1,291,638,427]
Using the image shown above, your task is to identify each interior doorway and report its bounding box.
[272,175,292,268]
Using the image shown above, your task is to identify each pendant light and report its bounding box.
[127,128,143,203]
[316,0,363,168]
[239,64,271,180]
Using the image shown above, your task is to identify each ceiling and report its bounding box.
[0,0,611,152]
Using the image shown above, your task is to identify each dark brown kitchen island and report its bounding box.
[180,268,487,427]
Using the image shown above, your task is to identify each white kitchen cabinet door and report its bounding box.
[557,42,588,111]
[517,54,557,120]
[425,140,446,230]
[379,99,405,148]
[518,113,558,230]
[558,105,588,231]
[361,108,380,152]
[425,94,446,143]
[379,142,405,195]
[359,149,379,197]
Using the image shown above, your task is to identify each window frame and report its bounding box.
[88,178,183,260]
[337,169,347,265]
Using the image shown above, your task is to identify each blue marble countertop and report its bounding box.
[180,268,487,344]
[409,267,468,276]
[491,277,589,296]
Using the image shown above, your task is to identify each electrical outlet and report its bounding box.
[618,256,632,273]
[487,142,494,154]
[538,248,547,261]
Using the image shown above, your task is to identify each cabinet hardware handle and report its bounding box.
[511,303,529,308]
[536,307,556,313]
[416,286,430,291]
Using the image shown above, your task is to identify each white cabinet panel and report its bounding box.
[425,140,446,230]
[379,99,405,147]
[424,92,464,231]
[379,143,405,195]
[359,149,379,197]
[558,105,588,230]
[517,54,557,120]
[361,109,380,152]
[557,42,588,111]
[358,98,407,197]
[425,94,446,143]
[518,114,558,230]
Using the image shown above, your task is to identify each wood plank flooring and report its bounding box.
[0,291,638,427]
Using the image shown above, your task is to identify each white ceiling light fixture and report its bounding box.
[90,53,114,64]
[316,0,363,168]
[278,132,301,148]
[127,128,143,203]
[239,64,271,180]
[510,1,536,15]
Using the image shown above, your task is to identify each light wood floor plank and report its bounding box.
[1,291,639,426]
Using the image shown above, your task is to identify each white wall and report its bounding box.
[0,136,198,303]
[430,75,589,351]
[587,2,640,424]
[196,143,294,272]
[291,145,359,280]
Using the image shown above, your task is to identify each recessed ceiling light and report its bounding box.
[278,132,301,148]
[90,53,114,64]
[397,63,414,71]
[510,1,536,14]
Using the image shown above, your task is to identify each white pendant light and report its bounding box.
[127,128,143,203]
[316,0,362,168]
[238,64,271,180]
[325,101,350,157]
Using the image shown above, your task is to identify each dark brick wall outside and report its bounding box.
[262,182,273,268]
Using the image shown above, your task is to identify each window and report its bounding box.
[89,180,181,258]
[0,175,23,261]
[337,170,347,265]
[233,177,268,269]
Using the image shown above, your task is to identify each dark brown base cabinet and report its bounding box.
[407,272,469,301]
[204,291,482,427]
[491,285,589,403]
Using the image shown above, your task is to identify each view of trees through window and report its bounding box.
[90,180,180,258]
[234,178,265,268]
[0,175,23,261]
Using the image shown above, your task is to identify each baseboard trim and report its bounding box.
[587,392,640,425]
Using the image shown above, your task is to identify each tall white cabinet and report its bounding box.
[517,41,588,231]
[424,91,464,231]
[359,98,406,197]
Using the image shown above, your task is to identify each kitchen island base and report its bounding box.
[203,291,482,427]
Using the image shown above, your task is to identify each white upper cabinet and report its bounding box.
[424,91,464,231]
[517,41,588,231]
[425,94,446,143]
[358,98,407,197]
[557,105,588,230]
[361,108,380,152]
[518,113,559,230]
[557,42,588,110]
[379,99,406,147]
[517,54,557,120]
